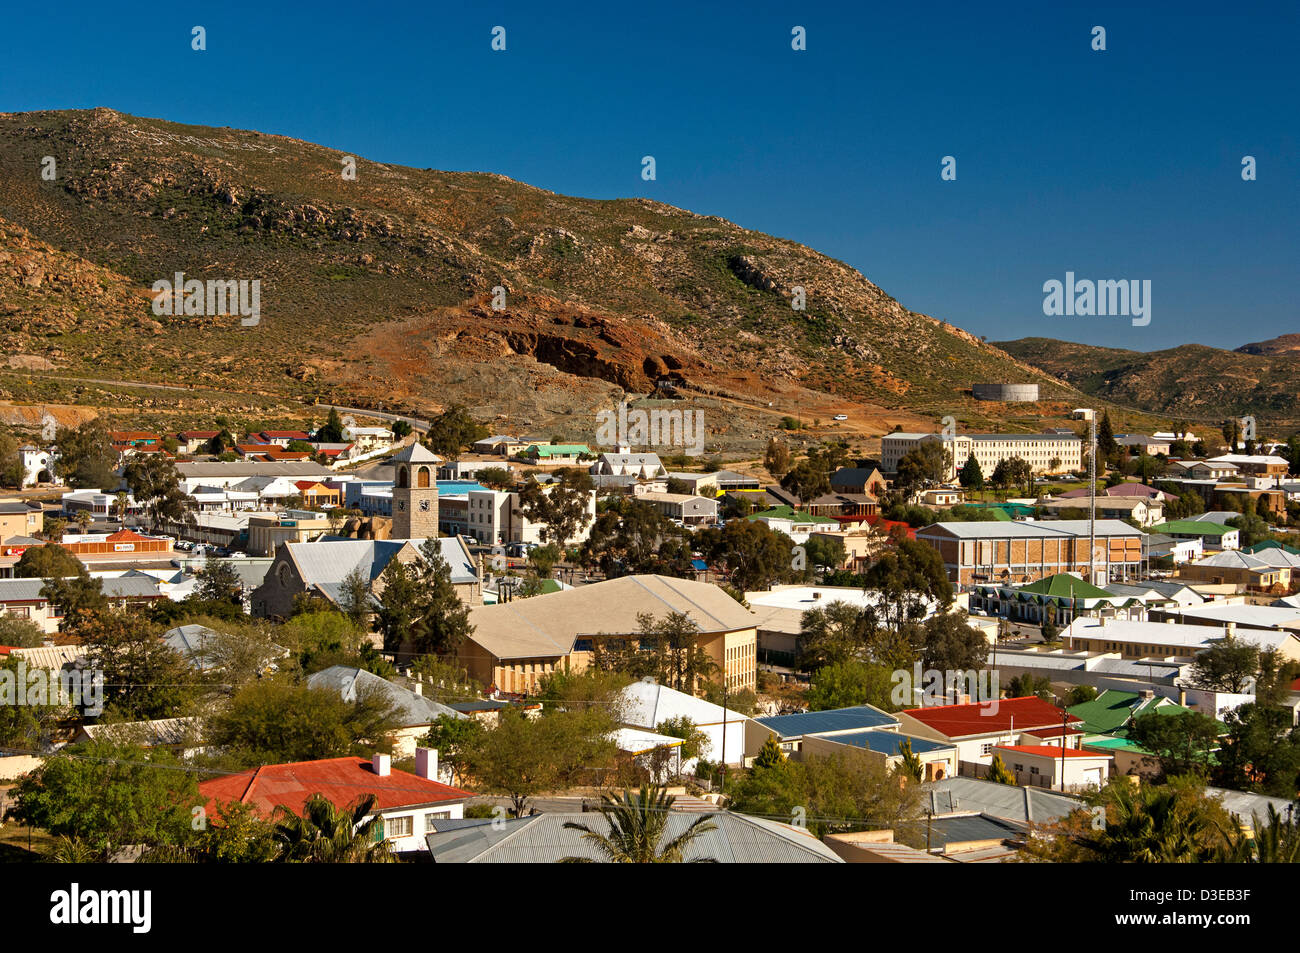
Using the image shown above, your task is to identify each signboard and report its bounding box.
[114,543,136,552]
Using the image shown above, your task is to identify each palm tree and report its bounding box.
[112,491,129,525]
[1216,806,1300,863]
[272,793,394,863]
[73,509,93,534]
[559,784,718,863]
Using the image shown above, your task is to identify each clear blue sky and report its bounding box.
[2,0,1295,351]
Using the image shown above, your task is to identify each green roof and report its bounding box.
[1244,541,1300,556]
[747,506,837,524]
[1069,689,1220,737]
[524,444,590,457]
[1019,574,1113,599]
[1150,520,1234,537]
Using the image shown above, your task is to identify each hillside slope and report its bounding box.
[0,108,1082,446]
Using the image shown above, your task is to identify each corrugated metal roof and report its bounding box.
[756,705,899,739]
[425,811,841,863]
[820,730,953,756]
[925,777,1083,825]
[307,666,466,727]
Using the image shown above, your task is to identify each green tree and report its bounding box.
[40,568,109,635]
[753,735,787,771]
[798,601,867,669]
[1064,685,1097,706]
[375,542,473,660]
[272,793,394,863]
[907,611,988,673]
[1189,635,1258,693]
[1127,709,1220,779]
[78,610,197,719]
[316,408,346,444]
[53,421,118,489]
[123,454,191,532]
[337,566,373,627]
[560,784,718,863]
[1098,412,1118,464]
[14,543,81,578]
[958,455,984,492]
[424,404,488,461]
[207,678,401,766]
[461,706,617,816]
[519,468,595,546]
[11,739,202,860]
[706,519,799,592]
[657,715,711,764]
[807,659,896,711]
[987,752,1016,784]
[895,441,951,493]
[0,612,45,647]
[763,438,792,477]
[895,738,923,782]
[419,714,484,785]
[1027,778,1235,863]
[861,539,954,632]
[476,466,515,490]
[780,459,830,504]
[195,558,244,608]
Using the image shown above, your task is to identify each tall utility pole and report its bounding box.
[1074,409,1097,585]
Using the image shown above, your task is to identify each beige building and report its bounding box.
[246,512,333,557]
[882,432,1082,480]
[459,574,758,695]
[0,500,43,543]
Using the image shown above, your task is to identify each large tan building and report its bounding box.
[459,574,758,696]
[916,519,1144,586]
[882,432,1082,480]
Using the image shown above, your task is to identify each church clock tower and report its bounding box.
[390,442,441,538]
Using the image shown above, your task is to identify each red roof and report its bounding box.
[294,480,329,491]
[265,449,312,461]
[104,529,152,542]
[1021,725,1084,739]
[903,696,1077,738]
[197,757,471,818]
[863,515,916,540]
[996,744,1111,760]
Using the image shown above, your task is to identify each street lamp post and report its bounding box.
[1074,409,1097,585]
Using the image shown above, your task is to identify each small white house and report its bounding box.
[994,744,1112,792]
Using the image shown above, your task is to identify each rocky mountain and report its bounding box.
[0,108,1085,449]
[997,337,1300,426]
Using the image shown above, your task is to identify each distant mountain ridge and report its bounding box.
[996,336,1300,425]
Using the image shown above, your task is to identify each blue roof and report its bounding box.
[820,730,953,756]
[691,559,708,572]
[756,705,899,738]
[436,481,488,495]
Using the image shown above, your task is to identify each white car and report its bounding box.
[832,414,848,421]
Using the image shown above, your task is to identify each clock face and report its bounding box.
[419,499,431,511]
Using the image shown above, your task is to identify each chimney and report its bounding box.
[812,591,822,600]
[415,747,439,781]
[372,753,391,777]
[1178,689,1187,706]
[1225,621,1236,636]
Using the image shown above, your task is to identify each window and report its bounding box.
[980,742,993,756]
[385,815,413,839]
[1029,766,1039,776]
[424,811,452,830]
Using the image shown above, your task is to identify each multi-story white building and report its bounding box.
[881,432,1082,480]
